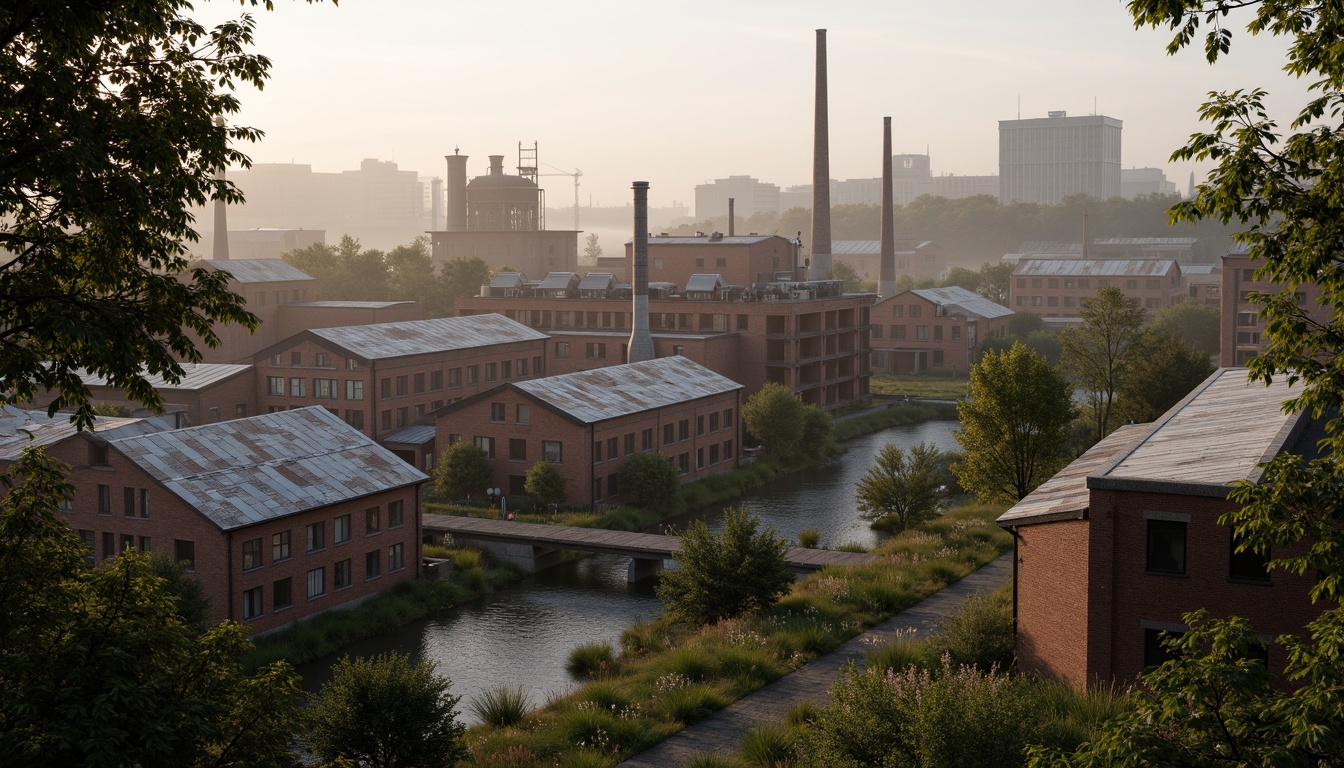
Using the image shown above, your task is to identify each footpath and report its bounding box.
[618,553,1013,767]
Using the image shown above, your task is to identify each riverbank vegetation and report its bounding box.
[461,503,1010,766]
[870,373,969,401]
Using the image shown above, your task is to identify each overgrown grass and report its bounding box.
[469,686,532,727]
[461,503,1011,765]
[832,404,946,441]
[243,547,517,670]
[870,372,970,400]
[567,642,616,679]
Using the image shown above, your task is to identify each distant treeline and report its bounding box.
[656,194,1239,267]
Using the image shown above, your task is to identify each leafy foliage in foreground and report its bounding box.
[656,505,793,626]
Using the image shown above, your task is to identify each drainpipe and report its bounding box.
[226,530,235,621]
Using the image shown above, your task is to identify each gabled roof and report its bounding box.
[199,258,313,283]
[73,363,252,391]
[685,274,728,292]
[538,272,578,290]
[490,271,528,289]
[296,314,547,361]
[905,285,1012,320]
[513,357,742,424]
[284,301,417,309]
[997,424,1149,527]
[1013,258,1178,277]
[578,273,616,291]
[831,240,934,255]
[111,406,427,531]
[0,407,171,461]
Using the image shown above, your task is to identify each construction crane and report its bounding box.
[538,162,583,230]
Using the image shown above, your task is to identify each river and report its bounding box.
[297,418,960,720]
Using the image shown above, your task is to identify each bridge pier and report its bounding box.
[458,538,563,574]
[627,557,665,583]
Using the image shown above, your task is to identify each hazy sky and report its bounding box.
[194,0,1309,210]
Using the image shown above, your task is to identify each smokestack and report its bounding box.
[811,29,832,281]
[212,116,230,261]
[1082,211,1090,259]
[445,149,468,232]
[879,116,896,298]
[728,198,735,237]
[627,181,656,364]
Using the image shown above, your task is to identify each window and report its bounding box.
[555,342,570,358]
[208,406,220,421]
[916,326,929,342]
[334,514,351,544]
[272,531,291,562]
[77,529,95,563]
[543,441,563,463]
[710,443,720,464]
[175,539,195,570]
[307,522,325,552]
[413,372,425,394]
[243,587,263,620]
[268,376,284,396]
[893,325,906,341]
[102,532,114,560]
[307,567,325,598]
[891,305,904,318]
[1146,514,1188,575]
[586,343,606,359]
[697,415,705,435]
[593,440,602,463]
[1229,532,1271,582]
[430,370,443,391]
[491,402,506,422]
[608,472,620,497]
[347,357,360,370]
[724,439,734,459]
[137,536,151,553]
[951,325,961,341]
[663,424,675,445]
[334,558,351,589]
[391,375,406,397]
[592,476,603,501]
[123,487,135,517]
[624,433,635,456]
[381,410,391,431]
[135,488,149,518]
[501,360,512,379]
[389,543,405,572]
[607,437,619,460]
[467,366,479,385]
[679,419,689,441]
[314,378,336,398]
[448,368,462,388]
[933,350,944,366]
[678,452,689,474]
[517,358,528,376]
[316,352,331,368]
[909,305,922,318]
[366,507,381,534]
[709,412,720,432]
[290,351,302,366]
[1125,279,1138,290]
[235,403,247,418]
[474,436,494,458]
[380,378,392,399]
[723,408,733,428]
[642,428,654,451]
[289,377,305,397]
[338,380,361,401]
[1143,627,1186,668]
[242,538,263,570]
[345,410,365,430]
[516,404,530,424]
[271,581,290,610]
[933,325,943,341]
[532,355,542,375]
[365,550,382,580]
[388,500,404,529]
[395,406,409,427]
[696,447,705,470]
[97,484,111,514]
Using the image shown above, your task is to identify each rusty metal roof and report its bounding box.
[285,300,417,309]
[73,363,252,391]
[201,258,313,283]
[515,357,742,424]
[906,286,1013,320]
[380,424,437,446]
[309,314,547,360]
[997,424,1149,527]
[0,407,170,460]
[111,406,427,531]
[1013,258,1178,277]
[831,240,933,255]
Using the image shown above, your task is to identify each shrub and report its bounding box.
[656,505,793,625]
[524,461,566,507]
[926,586,1015,672]
[619,451,681,509]
[740,723,796,767]
[742,382,805,456]
[658,684,724,724]
[469,685,531,728]
[798,528,820,548]
[433,442,492,500]
[855,442,946,533]
[688,753,746,768]
[567,642,615,679]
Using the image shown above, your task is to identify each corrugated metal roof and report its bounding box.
[286,301,417,309]
[685,274,727,292]
[907,286,1013,320]
[641,236,777,246]
[112,406,427,531]
[997,424,1149,526]
[203,259,313,283]
[490,271,528,289]
[310,314,547,360]
[1181,264,1218,276]
[381,424,437,445]
[0,407,169,460]
[831,240,933,255]
[1013,259,1178,277]
[578,273,615,291]
[1092,237,1198,246]
[538,272,577,290]
[1012,242,1084,255]
[74,363,252,391]
[515,357,742,424]
[1091,368,1298,493]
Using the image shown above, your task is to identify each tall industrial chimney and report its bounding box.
[728,197,735,237]
[212,116,230,261]
[811,29,832,280]
[627,181,656,364]
[445,149,468,232]
[879,116,896,298]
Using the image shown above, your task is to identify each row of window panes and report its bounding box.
[871,325,962,342]
[242,543,405,620]
[490,403,531,424]
[269,351,339,368]
[240,502,403,572]
[254,288,309,308]
[85,484,152,517]
[504,438,562,463]
[1145,519,1270,583]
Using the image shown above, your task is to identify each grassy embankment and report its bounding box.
[870,372,969,401]
[462,503,1011,767]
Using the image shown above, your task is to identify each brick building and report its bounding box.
[26,364,255,427]
[275,300,421,340]
[1180,263,1221,311]
[623,234,801,290]
[870,286,1012,376]
[998,369,1324,686]
[1010,259,1183,319]
[253,315,549,464]
[1,406,427,635]
[832,240,946,285]
[432,357,743,505]
[189,259,317,363]
[456,276,872,409]
[1219,248,1329,367]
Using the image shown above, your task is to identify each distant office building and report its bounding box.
[780,172,998,211]
[223,229,325,261]
[694,176,781,221]
[999,112,1123,205]
[1120,167,1177,199]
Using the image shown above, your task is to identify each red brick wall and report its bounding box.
[275,302,422,340]
[623,237,797,289]
[1009,266,1182,320]
[192,278,317,364]
[1014,519,1092,686]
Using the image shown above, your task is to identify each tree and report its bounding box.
[855,442,946,533]
[833,259,876,293]
[1151,299,1220,357]
[0,2,361,426]
[439,256,491,311]
[1007,311,1044,338]
[941,265,982,293]
[308,652,467,768]
[582,232,603,263]
[977,261,1014,306]
[524,461,566,507]
[656,505,793,625]
[953,342,1076,503]
[619,451,681,509]
[385,237,446,316]
[0,449,303,767]
[1058,287,1145,440]
[283,235,389,302]
[800,403,835,457]
[742,382,806,457]
[433,442,492,500]
[1115,329,1215,424]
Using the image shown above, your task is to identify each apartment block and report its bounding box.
[1010,259,1183,319]
[870,286,1012,376]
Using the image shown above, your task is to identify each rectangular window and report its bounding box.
[345,410,365,430]
[933,350,944,366]
[243,587,263,620]
[366,550,381,580]
[603,437,615,461]
[485,363,497,382]
[909,305,922,318]
[1144,627,1186,668]
[389,543,405,572]
[380,378,392,399]
[396,407,408,427]
[347,358,360,370]
[273,577,292,609]
[474,436,495,459]
[307,567,325,598]
[532,355,542,375]
[366,507,381,534]
[448,368,462,388]
[951,326,962,341]
[98,484,111,515]
[413,373,426,394]
[697,415,705,436]
[916,326,929,342]
[467,366,479,385]
[334,558,352,589]
[314,378,335,398]
[679,419,689,441]
[696,447,705,470]
[724,439,734,459]
[242,538,263,570]
[663,423,675,446]
[511,438,529,462]
[709,412,720,432]
[381,410,392,431]
[592,476,602,501]
[334,514,351,544]
[710,443,720,464]
[543,441,563,464]
[592,440,602,463]
[1146,516,1188,575]
[272,530,291,562]
[388,500,404,529]
[345,380,364,400]
[624,433,635,456]
[891,305,904,318]
[394,376,408,397]
[516,404,530,424]
[290,350,302,366]
[289,377,305,397]
[175,539,195,571]
[316,352,331,368]
[307,522,325,552]
[1229,533,1271,582]
[872,325,884,338]
[642,428,654,451]
[555,342,570,358]
[102,532,114,561]
[123,487,135,517]
[678,452,689,474]
[138,488,150,517]
[268,376,285,396]
[933,325,943,341]
[491,402,506,422]
[517,358,528,376]
[893,325,906,341]
[586,343,606,359]
[501,360,512,380]
[430,370,443,391]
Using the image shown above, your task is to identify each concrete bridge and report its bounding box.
[422,514,878,582]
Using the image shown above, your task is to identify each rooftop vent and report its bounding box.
[1047,110,1067,118]
[709,232,724,241]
